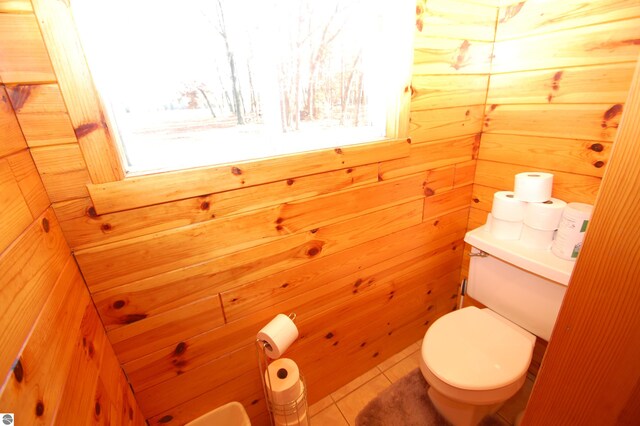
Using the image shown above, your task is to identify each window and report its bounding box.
[72,0,413,174]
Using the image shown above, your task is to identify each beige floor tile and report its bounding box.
[376,342,420,372]
[497,376,534,424]
[382,351,421,383]
[336,374,392,425]
[331,366,381,402]
[309,395,334,417]
[310,403,349,426]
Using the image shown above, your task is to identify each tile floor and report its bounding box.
[309,340,534,426]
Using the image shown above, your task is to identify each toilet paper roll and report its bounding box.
[551,203,594,260]
[265,358,302,405]
[520,224,555,250]
[491,191,526,222]
[524,198,567,231]
[257,314,299,359]
[487,213,523,240]
[514,172,554,202]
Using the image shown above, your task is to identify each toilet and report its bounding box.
[420,225,574,426]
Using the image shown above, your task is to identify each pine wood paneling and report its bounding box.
[487,63,637,105]
[0,85,27,157]
[6,150,49,218]
[409,105,484,143]
[413,38,494,75]
[411,74,490,110]
[417,0,497,42]
[0,157,33,252]
[479,133,610,177]
[483,103,623,142]
[492,18,640,73]
[522,54,640,426]
[108,296,225,364]
[87,138,410,214]
[0,0,33,13]
[0,209,68,376]
[30,143,92,202]
[123,211,468,392]
[423,184,474,220]
[474,160,602,204]
[496,0,640,41]
[380,135,477,180]
[0,13,55,83]
[60,165,378,249]
[0,256,89,424]
[76,180,426,291]
[6,83,77,146]
[30,0,125,183]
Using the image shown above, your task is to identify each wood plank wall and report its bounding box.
[4,0,639,424]
[468,0,640,233]
[0,8,144,421]
[4,0,494,424]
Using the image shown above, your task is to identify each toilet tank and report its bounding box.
[464,226,576,341]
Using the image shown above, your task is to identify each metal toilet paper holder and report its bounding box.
[256,313,309,426]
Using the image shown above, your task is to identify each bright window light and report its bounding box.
[71,0,413,174]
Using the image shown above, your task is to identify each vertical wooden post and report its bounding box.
[522,55,640,425]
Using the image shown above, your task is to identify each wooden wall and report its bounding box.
[3,0,639,424]
[1,0,495,424]
[522,51,640,426]
[468,0,640,233]
[0,6,144,421]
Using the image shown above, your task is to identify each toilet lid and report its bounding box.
[423,307,535,391]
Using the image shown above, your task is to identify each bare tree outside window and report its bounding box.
[72,0,413,174]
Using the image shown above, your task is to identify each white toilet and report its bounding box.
[420,225,575,426]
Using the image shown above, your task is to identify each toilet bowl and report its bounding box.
[420,307,535,426]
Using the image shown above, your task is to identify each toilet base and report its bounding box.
[428,386,502,426]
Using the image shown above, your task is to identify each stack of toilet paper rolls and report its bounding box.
[487,172,566,250]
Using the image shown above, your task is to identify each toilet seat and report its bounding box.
[421,307,535,405]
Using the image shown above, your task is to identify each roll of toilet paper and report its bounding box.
[265,358,302,405]
[487,213,523,240]
[523,198,567,231]
[520,224,555,250]
[551,203,594,260]
[257,314,299,359]
[514,172,554,202]
[491,191,526,222]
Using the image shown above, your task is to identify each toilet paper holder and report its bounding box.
[256,313,308,426]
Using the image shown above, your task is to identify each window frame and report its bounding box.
[32,0,413,214]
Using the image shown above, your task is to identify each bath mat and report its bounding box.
[355,368,505,426]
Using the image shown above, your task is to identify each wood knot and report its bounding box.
[112,300,126,309]
[13,359,24,383]
[88,342,95,357]
[281,283,289,288]
[158,415,174,424]
[325,332,334,339]
[286,179,295,186]
[87,206,98,217]
[424,187,435,197]
[594,161,605,168]
[373,352,379,358]
[42,218,50,233]
[590,143,604,152]
[310,228,319,234]
[231,166,242,176]
[306,246,321,257]
[36,400,45,417]
[200,201,210,210]
[472,197,480,203]
[334,148,343,154]
[346,168,353,173]
[95,401,101,416]
[121,313,147,324]
[174,342,187,356]
[604,104,623,121]
[100,223,112,232]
